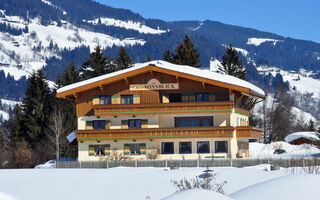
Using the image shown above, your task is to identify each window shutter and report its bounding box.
[105,120,111,129]
[124,144,130,155]
[104,144,111,156]
[92,96,99,105]
[182,94,189,102]
[121,120,128,129]
[86,121,93,130]
[162,94,169,103]
[111,95,120,104]
[188,93,195,102]
[140,143,146,155]
[141,119,148,128]
[88,145,95,156]
[133,94,140,104]
[209,93,216,102]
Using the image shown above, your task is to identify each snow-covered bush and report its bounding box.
[171,170,227,194]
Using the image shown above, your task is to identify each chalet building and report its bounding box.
[56,60,265,161]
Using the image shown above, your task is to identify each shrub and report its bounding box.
[171,170,227,194]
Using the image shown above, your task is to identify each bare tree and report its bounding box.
[266,85,295,142]
[46,108,69,160]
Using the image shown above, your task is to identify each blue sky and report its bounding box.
[95,0,320,43]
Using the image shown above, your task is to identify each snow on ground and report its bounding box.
[0,110,9,121]
[209,58,221,72]
[247,38,283,46]
[230,175,320,200]
[234,47,248,57]
[162,189,233,200]
[284,131,319,143]
[0,191,17,200]
[257,65,320,98]
[0,167,285,200]
[0,11,145,80]
[0,99,20,108]
[249,142,320,158]
[84,17,167,34]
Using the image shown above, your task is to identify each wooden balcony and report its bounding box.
[93,101,234,116]
[234,107,250,116]
[76,126,235,141]
[236,126,262,138]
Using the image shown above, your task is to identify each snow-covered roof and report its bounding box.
[57,60,265,97]
[284,132,319,143]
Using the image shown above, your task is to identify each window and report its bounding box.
[100,96,111,105]
[169,93,182,102]
[196,93,209,102]
[129,144,141,155]
[121,95,133,104]
[175,117,213,127]
[215,141,228,153]
[161,142,174,154]
[179,142,192,154]
[93,120,106,129]
[94,145,105,156]
[128,119,141,129]
[197,141,210,153]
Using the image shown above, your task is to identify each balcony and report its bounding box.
[76,126,235,141]
[93,101,234,116]
[236,126,262,138]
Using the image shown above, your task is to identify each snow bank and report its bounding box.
[161,189,233,200]
[249,142,320,158]
[0,191,17,200]
[284,132,319,143]
[247,38,283,46]
[57,60,265,98]
[230,175,320,200]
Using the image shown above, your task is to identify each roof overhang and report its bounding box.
[57,62,265,99]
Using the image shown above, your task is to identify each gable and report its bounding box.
[56,61,265,99]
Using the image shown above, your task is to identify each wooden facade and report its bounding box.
[57,62,264,160]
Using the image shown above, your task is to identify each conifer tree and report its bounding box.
[20,70,53,147]
[218,44,247,80]
[80,45,115,80]
[116,46,133,70]
[173,35,201,68]
[56,62,80,88]
[146,53,152,62]
[163,49,174,63]
[9,104,23,145]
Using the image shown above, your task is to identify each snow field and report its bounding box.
[247,38,283,46]
[0,11,145,80]
[0,167,285,200]
[84,17,167,34]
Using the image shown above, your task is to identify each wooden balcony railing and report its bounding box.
[93,101,234,116]
[236,126,262,138]
[76,126,235,141]
[234,107,250,116]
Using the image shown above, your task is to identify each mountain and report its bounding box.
[0,0,319,121]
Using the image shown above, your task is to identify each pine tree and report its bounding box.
[163,49,174,63]
[146,53,152,62]
[20,70,53,147]
[218,44,247,80]
[80,45,115,80]
[9,104,23,145]
[56,62,80,88]
[173,35,201,68]
[116,46,133,70]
